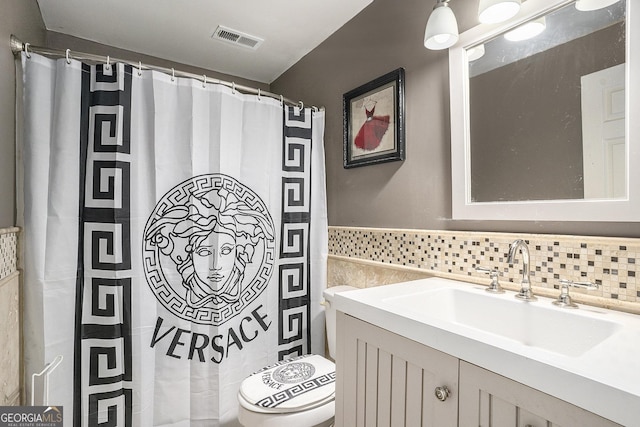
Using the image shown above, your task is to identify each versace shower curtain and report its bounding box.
[19,52,327,426]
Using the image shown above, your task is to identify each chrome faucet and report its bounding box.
[507,239,537,301]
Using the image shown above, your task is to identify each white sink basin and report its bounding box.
[383,287,622,357]
[333,277,640,426]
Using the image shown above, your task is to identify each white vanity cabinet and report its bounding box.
[335,312,459,426]
[459,361,621,427]
[335,312,621,427]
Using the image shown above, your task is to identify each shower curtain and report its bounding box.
[19,53,327,426]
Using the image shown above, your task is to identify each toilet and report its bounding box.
[237,285,356,427]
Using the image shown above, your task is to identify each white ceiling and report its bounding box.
[36,0,374,84]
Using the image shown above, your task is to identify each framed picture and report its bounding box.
[343,68,405,168]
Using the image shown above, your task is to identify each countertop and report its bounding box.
[333,277,640,426]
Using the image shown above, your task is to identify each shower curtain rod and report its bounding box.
[10,35,317,110]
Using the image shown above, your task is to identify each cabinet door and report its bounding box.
[335,313,458,427]
[459,361,622,427]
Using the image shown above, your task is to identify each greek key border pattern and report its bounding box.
[278,107,313,360]
[75,62,133,427]
[255,372,335,408]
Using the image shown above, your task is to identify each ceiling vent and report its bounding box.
[212,25,264,50]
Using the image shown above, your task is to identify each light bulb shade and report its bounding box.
[467,44,486,61]
[424,3,459,50]
[504,17,546,41]
[478,0,522,24]
[575,0,621,11]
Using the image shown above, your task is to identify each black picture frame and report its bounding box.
[343,68,405,168]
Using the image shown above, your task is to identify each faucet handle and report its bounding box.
[552,279,599,308]
[476,267,505,294]
[561,279,598,290]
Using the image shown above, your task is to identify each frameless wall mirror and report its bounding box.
[449,0,639,221]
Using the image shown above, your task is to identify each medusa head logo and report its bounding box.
[142,174,275,326]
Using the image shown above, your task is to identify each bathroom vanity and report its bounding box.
[333,278,640,426]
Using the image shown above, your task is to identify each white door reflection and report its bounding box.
[581,63,626,199]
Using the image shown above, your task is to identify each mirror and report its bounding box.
[449,0,640,221]
[469,2,625,203]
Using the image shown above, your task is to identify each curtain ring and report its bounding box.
[65,49,71,64]
[280,95,284,106]
[298,100,304,111]
[312,106,319,112]
[232,82,236,94]
[24,43,31,58]
[171,68,175,82]
[138,61,142,76]
[257,88,261,101]
[105,55,110,71]
[202,74,207,88]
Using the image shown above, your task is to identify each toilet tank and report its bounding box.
[322,285,357,360]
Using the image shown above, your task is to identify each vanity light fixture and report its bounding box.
[478,0,522,24]
[504,16,546,41]
[467,44,486,60]
[424,0,459,50]
[575,0,621,11]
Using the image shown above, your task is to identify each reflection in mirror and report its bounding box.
[467,1,625,202]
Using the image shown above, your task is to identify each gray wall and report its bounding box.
[272,0,640,238]
[0,0,46,228]
[2,0,638,237]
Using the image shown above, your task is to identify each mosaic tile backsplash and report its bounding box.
[328,227,640,309]
[0,228,19,281]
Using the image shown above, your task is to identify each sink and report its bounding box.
[384,287,622,357]
[334,277,640,425]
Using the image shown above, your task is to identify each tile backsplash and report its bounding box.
[0,228,19,281]
[0,228,21,405]
[328,226,640,313]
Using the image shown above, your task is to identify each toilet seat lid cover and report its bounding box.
[239,354,335,411]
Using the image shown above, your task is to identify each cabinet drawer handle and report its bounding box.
[434,386,450,402]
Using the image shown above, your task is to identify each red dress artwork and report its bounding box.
[354,105,390,151]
